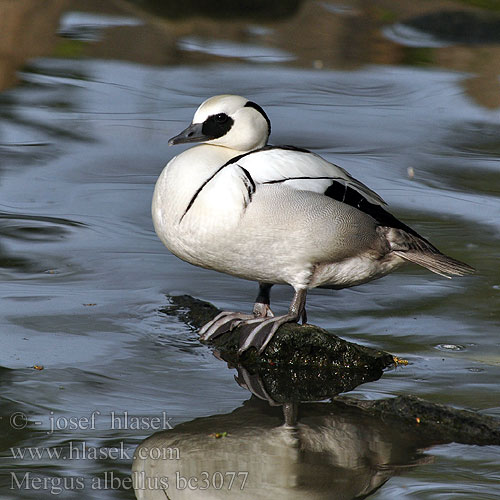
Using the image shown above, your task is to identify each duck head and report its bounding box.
[169,95,271,152]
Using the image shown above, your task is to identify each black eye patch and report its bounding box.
[202,113,234,139]
[215,113,228,123]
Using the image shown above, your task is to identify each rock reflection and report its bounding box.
[132,354,428,500]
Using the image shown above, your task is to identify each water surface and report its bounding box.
[1,1,499,498]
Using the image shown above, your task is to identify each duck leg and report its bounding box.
[199,282,274,341]
[238,287,307,354]
[252,282,274,318]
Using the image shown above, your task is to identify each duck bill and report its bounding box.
[168,123,207,146]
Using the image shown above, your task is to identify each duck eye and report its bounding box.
[214,113,229,123]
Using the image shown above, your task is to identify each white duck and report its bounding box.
[152,95,473,353]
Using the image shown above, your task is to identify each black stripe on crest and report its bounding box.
[245,101,271,137]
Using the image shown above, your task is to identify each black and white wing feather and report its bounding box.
[229,146,474,277]
[232,146,386,206]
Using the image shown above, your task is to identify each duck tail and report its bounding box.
[393,249,475,278]
[384,227,475,278]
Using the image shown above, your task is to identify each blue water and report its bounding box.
[1,2,499,498]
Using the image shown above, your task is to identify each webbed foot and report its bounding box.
[238,287,308,354]
[237,313,299,354]
[199,311,255,342]
[199,287,307,356]
[199,282,274,342]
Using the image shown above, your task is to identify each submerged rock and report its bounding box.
[341,395,500,447]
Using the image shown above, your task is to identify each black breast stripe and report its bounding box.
[239,166,256,203]
[179,164,226,223]
[179,161,256,223]
[179,152,255,223]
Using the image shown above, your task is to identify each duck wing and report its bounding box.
[234,145,386,206]
[181,145,384,223]
[230,146,474,278]
[230,146,417,234]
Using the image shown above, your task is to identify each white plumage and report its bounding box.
[152,95,473,353]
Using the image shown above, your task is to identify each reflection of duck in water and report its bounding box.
[132,394,430,500]
[152,95,473,353]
